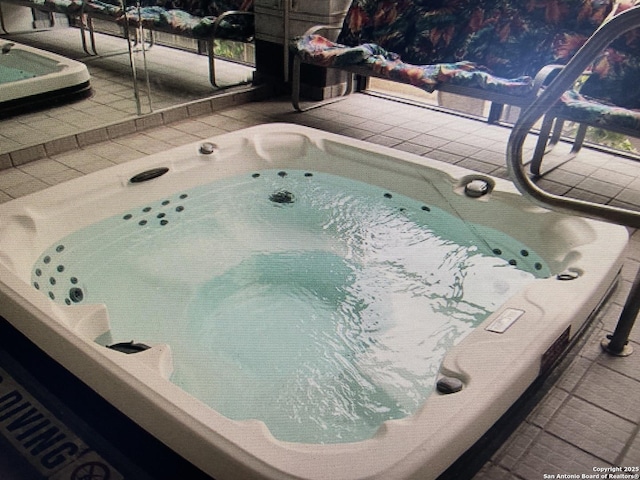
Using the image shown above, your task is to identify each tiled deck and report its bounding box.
[1,86,640,478]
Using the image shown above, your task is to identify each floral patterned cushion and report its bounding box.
[607,0,640,54]
[557,89,640,132]
[294,34,535,96]
[335,0,613,79]
[82,0,122,16]
[84,0,252,22]
[294,0,618,97]
[370,58,534,95]
[293,35,400,68]
[579,0,640,109]
[150,0,252,17]
[42,0,83,13]
[450,0,608,79]
[193,10,254,40]
[122,7,198,31]
[580,50,640,109]
[117,2,253,39]
[336,0,415,58]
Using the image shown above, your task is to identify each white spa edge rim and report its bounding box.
[0,123,629,480]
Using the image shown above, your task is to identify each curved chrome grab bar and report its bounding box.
[508,6,640,356]
[507,5,640,228]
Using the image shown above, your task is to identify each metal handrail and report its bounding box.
[507,5,640,356]
[507,5,640,228]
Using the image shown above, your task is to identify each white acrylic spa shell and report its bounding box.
[0,124,628,480]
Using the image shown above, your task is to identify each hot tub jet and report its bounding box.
[269,190,295,204]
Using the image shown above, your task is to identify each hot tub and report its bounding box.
[0,124,628,479]
[0,40,90,115]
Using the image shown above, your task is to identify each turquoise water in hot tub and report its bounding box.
[32,170,549,444]
[0,65,37,84]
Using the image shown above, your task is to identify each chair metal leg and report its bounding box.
[87,17,98,54]
[291,54,303,110]
[487,102,504,124]
[530,114,556,176]
[147,29,155,48]
[78,15,95,55]
[548,117,564,149]
[602,267,640,356]
[82,16,101,55]
[207,39,218,88]
[530,116,591,177]
[570,123,588,156]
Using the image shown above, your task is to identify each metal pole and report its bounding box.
[138,20,153,113]
[283,0,290,83]
[602,271,640,356]
[506,6,640,356]
[121,0,142,115]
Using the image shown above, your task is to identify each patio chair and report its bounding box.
[529,0,640,176]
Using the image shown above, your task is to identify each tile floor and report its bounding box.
[2,26,640,479]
